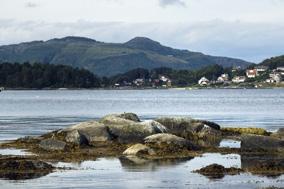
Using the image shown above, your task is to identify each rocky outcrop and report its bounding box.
[241,135,284,152]
[123,144,155,156]
[100,114,167,143]
[155,117,221,146]
[39,139,66,151]
[144,133,198,151]
[194,164,243,179]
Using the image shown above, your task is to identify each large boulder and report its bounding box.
[144,133,198,151]
[271,128,284,140]
[155,117,220,138]
[241,135,284,152]
[39,139,66,151]
[62,121,112,145]
[100,114,167,143]
[155,117,221,146]
[123,144,155,156]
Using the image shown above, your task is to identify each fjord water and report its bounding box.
[0,89,284,189]
[1,89,283,141]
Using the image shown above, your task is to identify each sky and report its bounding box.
[0,0,284,62]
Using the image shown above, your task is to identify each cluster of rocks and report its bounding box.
[194,164,243,179]
[36,113,223,156]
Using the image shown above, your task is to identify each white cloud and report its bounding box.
[159,0,186,7]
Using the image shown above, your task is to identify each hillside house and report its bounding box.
[198,77,209,86]
[246,69,257,78]
[232,76,246,83]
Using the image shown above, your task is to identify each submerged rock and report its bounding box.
[241,135,284,152]
[144,133,198,151]
[100,114,167,143]
[39,139,67,151]
[0,157,54,180]
[194,164,243,179]
[123,144,155,156]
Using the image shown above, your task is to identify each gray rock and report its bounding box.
[63,121,112,145]
[123,144,155,156]
[271,128,284,139]
[64,130,87,145]
[39,139,66,151]
[241,135,284,151]
[100,115,167,143]
[144,133,198,150]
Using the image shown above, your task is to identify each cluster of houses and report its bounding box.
[198,66,284,86]
[114,75,172,88]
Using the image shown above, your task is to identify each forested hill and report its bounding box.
[259,55,284,69]
[0,62,101,89]
[0,36,251,76]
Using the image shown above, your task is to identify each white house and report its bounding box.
[198,77,209,86]
[255,66,268,73]
[268,73,282,83]
[232,76,246,83]
[217,73,229,83]
[246,69,257,78]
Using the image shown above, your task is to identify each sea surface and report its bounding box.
[0,89,284,188]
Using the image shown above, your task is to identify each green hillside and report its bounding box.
[260,55,284,69]
[0,36,251,76]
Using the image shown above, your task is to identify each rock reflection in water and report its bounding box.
[0,171,51,180]
[119,156,193,172]
[241,154,284,177]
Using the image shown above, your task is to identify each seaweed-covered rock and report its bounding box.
[194,164,243,179]
[123,144,155,156]
[241,135,284,152]
[100,114,167,143]
[144,133,198,151]
[0,157,54,180]
[118,113,140,122]
[39,139,66,151]
[155,117,220,139]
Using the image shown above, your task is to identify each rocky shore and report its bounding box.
[0,113,283,180]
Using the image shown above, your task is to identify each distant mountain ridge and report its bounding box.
[0,36,252,76]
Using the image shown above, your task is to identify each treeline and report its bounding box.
[0,62,101,88]
[108,65,232,87]
[0,62,240,89]
[260,55,284,69]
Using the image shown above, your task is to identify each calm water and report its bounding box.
[0,89,284,188]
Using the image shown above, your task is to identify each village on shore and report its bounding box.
[198,66,284,88]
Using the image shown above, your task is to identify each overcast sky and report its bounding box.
[1,0,284,62]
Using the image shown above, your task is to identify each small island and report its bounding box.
[1,113,283,180]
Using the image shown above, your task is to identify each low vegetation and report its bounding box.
[221,127,270,136]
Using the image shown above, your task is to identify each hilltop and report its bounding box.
[0,36,251,76]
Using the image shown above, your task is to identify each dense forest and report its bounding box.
[0,62,101,89]
[260,55,284,69]
[0,62,233,88]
